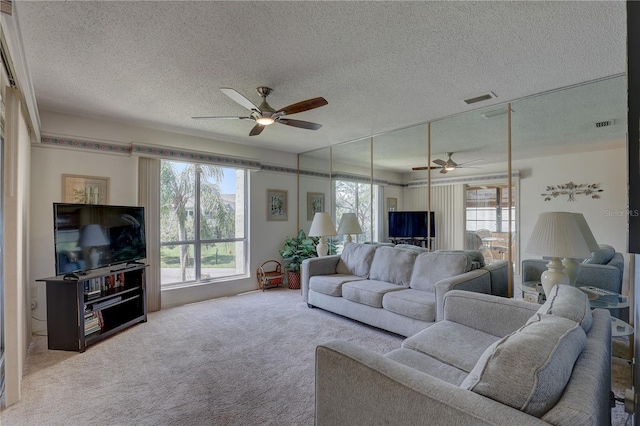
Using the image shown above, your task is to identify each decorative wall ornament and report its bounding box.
[541,182,603,201]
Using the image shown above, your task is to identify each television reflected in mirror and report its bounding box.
[53,203,146,276]
[388,211,435,239]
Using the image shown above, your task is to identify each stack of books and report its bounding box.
[84,312,102,336]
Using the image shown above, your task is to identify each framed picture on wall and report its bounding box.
[267,189,288,221]
[307,192,325,221]
[387,197,397,212]
[62,174,110,204]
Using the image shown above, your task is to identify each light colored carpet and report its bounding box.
[0,288,633,425]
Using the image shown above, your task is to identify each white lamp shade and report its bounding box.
[525,212,593,259]
[78,224,110,247]
[571,213,599,253]
[337,213,363,235]
[308,212,337,237]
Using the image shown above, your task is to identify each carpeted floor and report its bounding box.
[0,288,634,425]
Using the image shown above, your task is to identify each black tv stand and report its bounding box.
[390,237,435,251]
[37,264,148,352]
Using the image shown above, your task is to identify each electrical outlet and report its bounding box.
[31,285,37,299]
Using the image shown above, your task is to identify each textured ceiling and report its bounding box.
[15,1,627,165]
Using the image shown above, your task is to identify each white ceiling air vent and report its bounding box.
[595,119,615,128]
[463,92,497,105]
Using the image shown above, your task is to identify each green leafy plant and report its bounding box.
[278,229,319,272]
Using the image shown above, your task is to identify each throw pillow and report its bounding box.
[535,284,593,333]
[369,246,417,286]
[335,242,377,278]
[460,314,586,418]
[583,244,615,265]
[409,252,472,291]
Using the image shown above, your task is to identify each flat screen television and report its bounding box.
[53,203,146,276]
[388,211,435,239]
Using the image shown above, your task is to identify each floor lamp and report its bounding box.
[309,212,337,257]
[525,212,594,297]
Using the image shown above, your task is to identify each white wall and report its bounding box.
[30,111,300,326]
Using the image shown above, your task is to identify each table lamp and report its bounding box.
[308,212,337,257]
[78,224,110,269]
[525,212,594,296]
[337,213,362,243]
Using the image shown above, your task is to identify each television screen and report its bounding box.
[388,211,435,239]
[53,203,146,276]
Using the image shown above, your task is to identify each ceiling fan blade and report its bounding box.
[433,159,447,166]
[278,118,322,130]
[220,87,260,111]
[439,168,449,174]
[411,166,440,171]
[192,116,252,120]
[249,123,265,136]
[276,97,328,115]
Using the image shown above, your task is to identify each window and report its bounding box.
[334,180,379,243]
[466,185,513,232]
[160,160,247,286]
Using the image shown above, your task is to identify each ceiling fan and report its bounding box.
[412,152,483,174]
[192,87,328,136]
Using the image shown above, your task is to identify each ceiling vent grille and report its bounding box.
[595,119,615,128]
[463,92,497,105]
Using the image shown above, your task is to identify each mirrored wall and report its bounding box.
[299,74,628,295]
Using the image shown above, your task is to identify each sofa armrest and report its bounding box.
[315,340,548,426]
[482,260,509,297]
[442,290,539,337]
[301,255,340,303]
[434,270,491,321]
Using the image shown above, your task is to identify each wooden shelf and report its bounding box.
[38,264,148,352]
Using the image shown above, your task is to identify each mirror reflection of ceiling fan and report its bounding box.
[412,152,483,174]
[192,87,328,136]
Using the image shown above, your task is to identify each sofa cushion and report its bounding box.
[409,252,472,291]
[385,348,469,386]
[309,274,365,297]
[436,250,486,269]
[382,288,436,322]
[536,284,593,333]
[335,242,377,278]
[402,320,500,372]
[342,280,405,308]
[583,244,616,265]
[369,246,417,286]
[460,314,587,418]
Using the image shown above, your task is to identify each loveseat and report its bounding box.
[302,242,505,337]
[316,285,612,425]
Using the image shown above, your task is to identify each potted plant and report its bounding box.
[279,229,318,289]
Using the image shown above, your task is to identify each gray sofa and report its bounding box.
[302,242,503,337]
[316,285,612,425]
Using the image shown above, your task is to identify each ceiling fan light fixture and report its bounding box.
[444,164,456,171]
[256,116,275,125]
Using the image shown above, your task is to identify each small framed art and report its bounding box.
[62,174,110,204]
[267,189,288,221]
[387,197,397,212]
[307,192,325,221]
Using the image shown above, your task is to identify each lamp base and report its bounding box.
[316,236,328,257]
[345,234,353,243]
[561,258,581,286]
[541,257,569,297]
